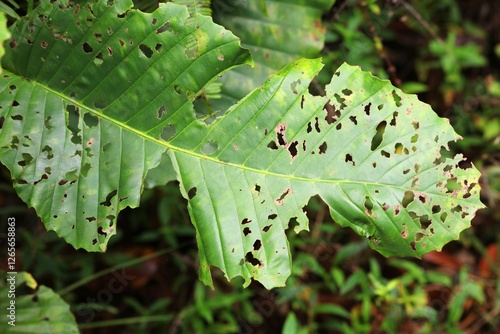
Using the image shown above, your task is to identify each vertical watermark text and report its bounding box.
[6,217,17,327]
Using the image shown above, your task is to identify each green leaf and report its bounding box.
[0,272,78,333]
[210,0,335,110]
[168,58,483,288]
[282,312,299,334]
[0,0,484,290]
[0,11,10,73]
[0,0,251,251]
[314,303,350,318]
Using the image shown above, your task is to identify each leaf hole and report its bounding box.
[10,135,19,149]
[307,122,312,133]
[288,217,299,230]
[98,227,107,237]
[364,103,371,115]
[275,188,292,205]
[81,163,91,177]
[333,93,347,110]
[458,160,472,170]
[290,79,301,94]
[263,224,272,232]
[314,117,321,133]
[414,163,421,173]
[451,205,462,214]
[267,141,278,150]
[415,232,424,242]
[381,150,390,158]
[288,141,298,158]
[276,123,287,146]
[391,90,402,107]
[345,154,355,166]
[420,215,431,230]
[94,33,103,43]
[401,228,408,239]
[100,190,117,207]
[243,227,251,236]
[268,214,277,220]
[160,124,176,141]
[82,42,93,53]
[445,177,461,193]
[411,177,419,189]
[432,205,441,214]
[364,196,373,216]
[390,111,399,126]
[342,88,353,96]
[253,240,262,251]
[394,143,404,155]
[139,43,153,58]
[93,100,106,109]
[156,22,172,34]
[319,141,328,154]
[83,113,99,127]
[402,191,414,208]
[34,173,48,185]
[394,205,401,216]
[241,218,251,225]
[418,194,427,203]
[188,187,197,199]
[371,121,386,151]
[245,252,260,266]
[324,101,338,124]
[202,141,218,155]
[157,105,167,119]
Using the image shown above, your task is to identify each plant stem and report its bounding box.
[78,314,174,329]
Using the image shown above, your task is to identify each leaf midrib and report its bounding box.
[6,70,465,199]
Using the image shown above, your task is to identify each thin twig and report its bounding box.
[400,0,443,43]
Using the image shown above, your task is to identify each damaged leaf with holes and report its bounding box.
[0,0,484,290]
[0,271,78,333]
[169,58,483,288]
[0,0,251,251]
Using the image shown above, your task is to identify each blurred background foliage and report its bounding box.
[0,0,499,333]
